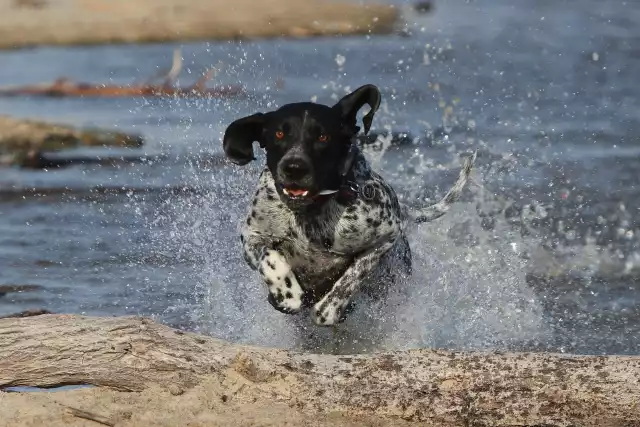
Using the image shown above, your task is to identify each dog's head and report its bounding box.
[223,84,381,210]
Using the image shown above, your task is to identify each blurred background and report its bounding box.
[1,0,639,356]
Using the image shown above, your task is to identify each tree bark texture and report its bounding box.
[1,314,639,426]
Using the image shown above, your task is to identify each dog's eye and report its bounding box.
[318,134,329,142]
[275,131,284,139]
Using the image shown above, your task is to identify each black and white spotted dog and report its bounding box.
[223,84,475,326]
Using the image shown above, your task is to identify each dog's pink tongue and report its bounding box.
[288,189,307,197]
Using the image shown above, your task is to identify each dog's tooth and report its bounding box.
[302,191,309,197]
[283,189,290,195]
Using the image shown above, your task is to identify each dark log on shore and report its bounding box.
[0,284,43,298]
[0,115,142,153]
[0,309,53,319]
[0,115,144,167]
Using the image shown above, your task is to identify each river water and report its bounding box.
[1,0,639,355]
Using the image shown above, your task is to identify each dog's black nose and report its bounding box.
[281,158,310,180]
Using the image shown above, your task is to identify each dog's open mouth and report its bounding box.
[282,187,310,198]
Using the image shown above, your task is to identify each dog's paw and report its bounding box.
[312,296,349,326]
[260,249,304,314]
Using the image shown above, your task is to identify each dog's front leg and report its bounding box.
[312,241,395,326]
[242,233,304,314]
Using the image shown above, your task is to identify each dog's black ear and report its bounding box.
[332,84,381,135]
[222,113,267,166]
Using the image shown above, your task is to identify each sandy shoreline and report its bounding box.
[0,383,410,427]
[0,0,400,50]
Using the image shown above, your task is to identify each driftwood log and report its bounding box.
[0,48,246,99]
[1,314,639,426]
[0,115,143,151]
[0,115,144,167]
[0,77,245,99]
[0,0,400,50]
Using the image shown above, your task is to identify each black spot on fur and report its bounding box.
[286,292,293,299]
[285,277,292,288]
[267,260,276,269]
[265,279,273,286]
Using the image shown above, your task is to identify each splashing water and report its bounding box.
[137,98,553,355]
[3,0,640,356]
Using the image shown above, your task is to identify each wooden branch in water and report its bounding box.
[0,78,245,99]
[1,314,639,426]
[0,48,245,99]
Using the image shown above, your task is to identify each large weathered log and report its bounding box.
[0,0,400,50]
[1,314,639,426]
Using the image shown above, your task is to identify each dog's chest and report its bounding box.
[257,208,353,285]
[247,167,403,290]
[249,200,365,287]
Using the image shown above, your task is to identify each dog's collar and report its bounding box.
[312,144,361,203]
